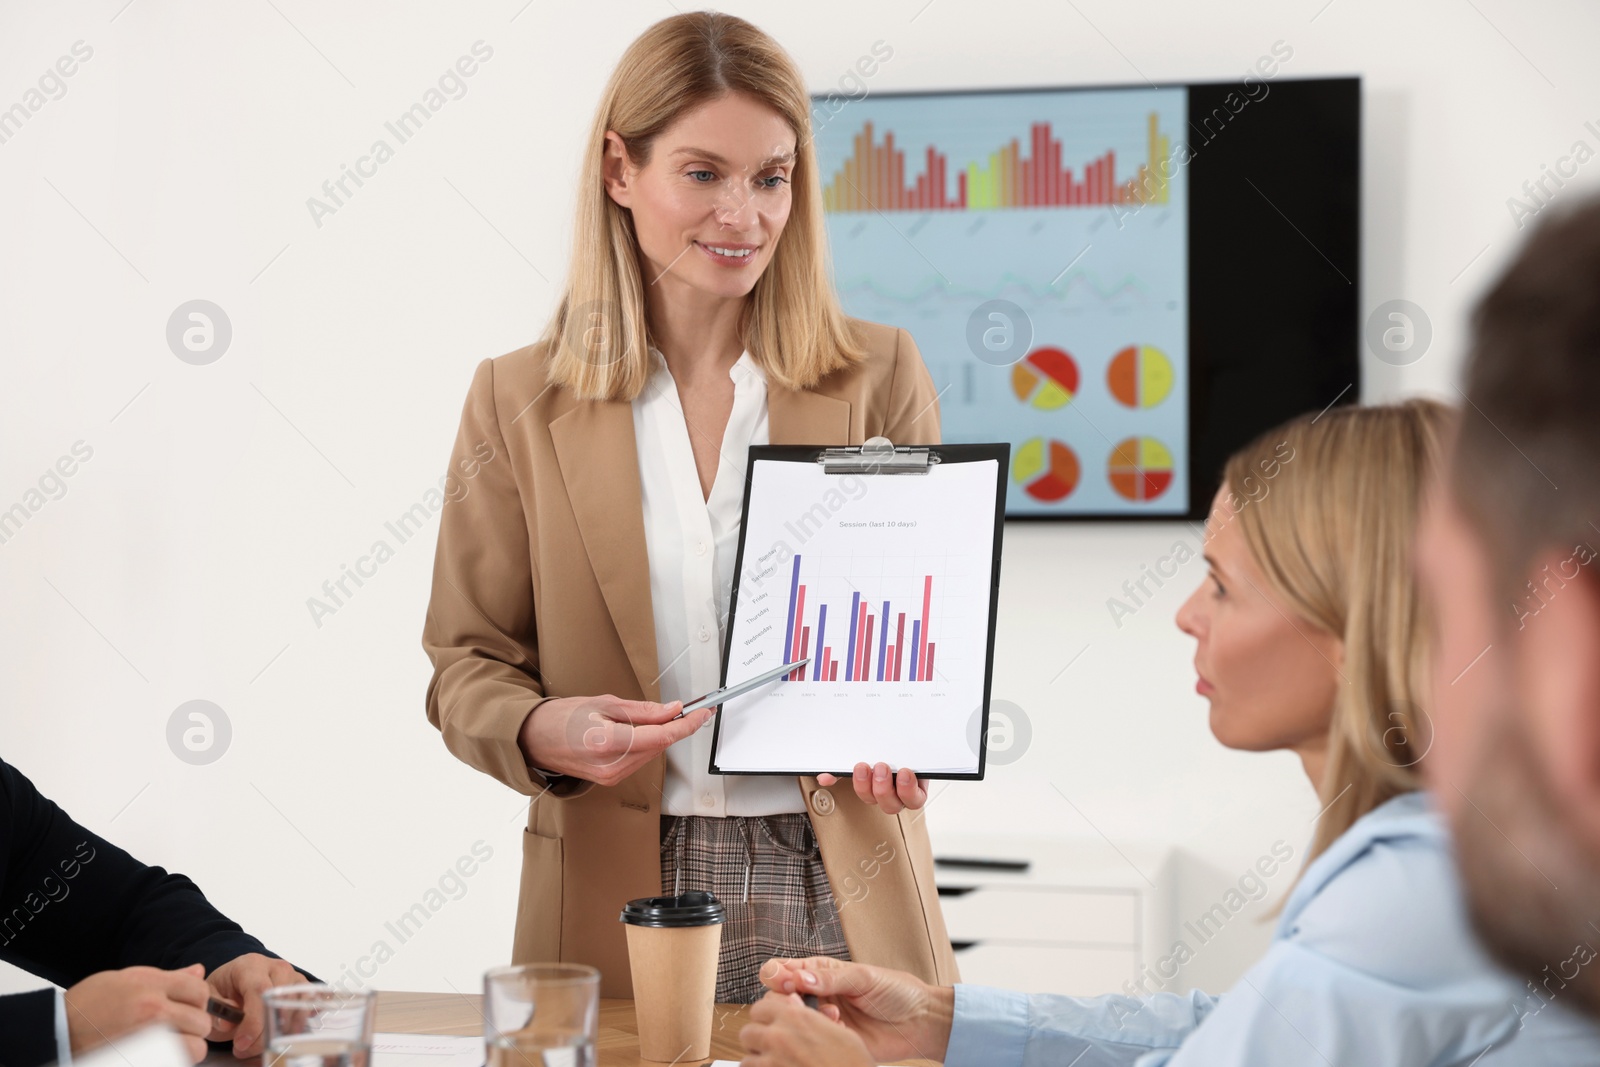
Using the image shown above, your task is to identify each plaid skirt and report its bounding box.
[660,812,852,1004]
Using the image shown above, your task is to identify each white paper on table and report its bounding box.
[372,1032,483,1067]
[76,1024,191,1067]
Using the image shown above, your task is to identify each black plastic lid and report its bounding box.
[619,891,726,928]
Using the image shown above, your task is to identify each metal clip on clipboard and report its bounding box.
[816,436,940,475]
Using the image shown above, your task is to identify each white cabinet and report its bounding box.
[931,834,1175,998]
[948,942,1142,997]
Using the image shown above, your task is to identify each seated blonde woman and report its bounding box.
[738,400,1600,1066]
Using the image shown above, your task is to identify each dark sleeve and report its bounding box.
[0,988,58,1067]
[0,758,292,988]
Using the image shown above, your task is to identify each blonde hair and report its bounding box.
[540,11,866,401]
[1222,399,1455,869]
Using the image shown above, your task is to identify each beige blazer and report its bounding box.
[421,319,960,999]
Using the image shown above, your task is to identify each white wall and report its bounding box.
[3,0,1598,999]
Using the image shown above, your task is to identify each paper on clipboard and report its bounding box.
[709,448,1004,778]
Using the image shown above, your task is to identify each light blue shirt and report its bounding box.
[944,792,1600,1066]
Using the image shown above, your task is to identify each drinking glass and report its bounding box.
[262,985,377,1067]
[483,964,601,1067]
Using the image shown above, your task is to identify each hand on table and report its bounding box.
[816,763,927,814]
[64,964,212,1063]
[517,694,714,788]
[756,956,953,1064]
[739,991,875,1067]
[206,952,308,1057]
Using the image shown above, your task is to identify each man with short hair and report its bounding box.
[1417,192,1600,1020]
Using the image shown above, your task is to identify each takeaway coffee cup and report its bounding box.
[619,890,727,1061]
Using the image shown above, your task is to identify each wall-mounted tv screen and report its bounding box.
[813,75,1360,519]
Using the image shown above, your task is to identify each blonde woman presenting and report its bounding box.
[421,12,958,1003]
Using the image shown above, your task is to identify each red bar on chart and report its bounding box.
[799,626,810,673]
[886,139,893,208]
[829,662,838,681]
[1034,123,1045,205]
[862,615,874,681]
[872,127,882,208]
[885,137,895,208]
[864,124,876,206]
[847,129,859,210]
[895,613,906,681]
[918,575,932,682]
[892,137,903,209]
[877,138,887,209]
[894,135,904,210]
[790,585,807,679]
[1050,143,1060,205]
[855,602,869,679]
[1053,135,1064,205]
[926,644,936,680]
[1022,129,1032,206]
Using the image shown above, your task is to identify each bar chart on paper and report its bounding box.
[712,455,1002,776]
[777,556,944,685]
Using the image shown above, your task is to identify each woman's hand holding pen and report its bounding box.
[816,763,927,814]
[517,694,713,787]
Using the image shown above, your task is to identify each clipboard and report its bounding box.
[708,438,1009,780]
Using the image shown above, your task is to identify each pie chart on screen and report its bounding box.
[1010,347,1079,410]
[1107,344,1174,408]
[1108,437,1175,502]
[1013,437,1080,502]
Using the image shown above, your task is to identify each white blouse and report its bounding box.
[632,345,807,818]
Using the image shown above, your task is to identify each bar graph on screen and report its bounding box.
[822,112,1171,213]
[814,86,1189,517]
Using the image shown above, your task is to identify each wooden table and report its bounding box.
[375,991,750,1064]
[326,991,938,1066]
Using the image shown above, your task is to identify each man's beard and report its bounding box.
[1452,697,1600,1020]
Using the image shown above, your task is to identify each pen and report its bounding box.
[206,996,245,1025]
[668,658,811,720]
